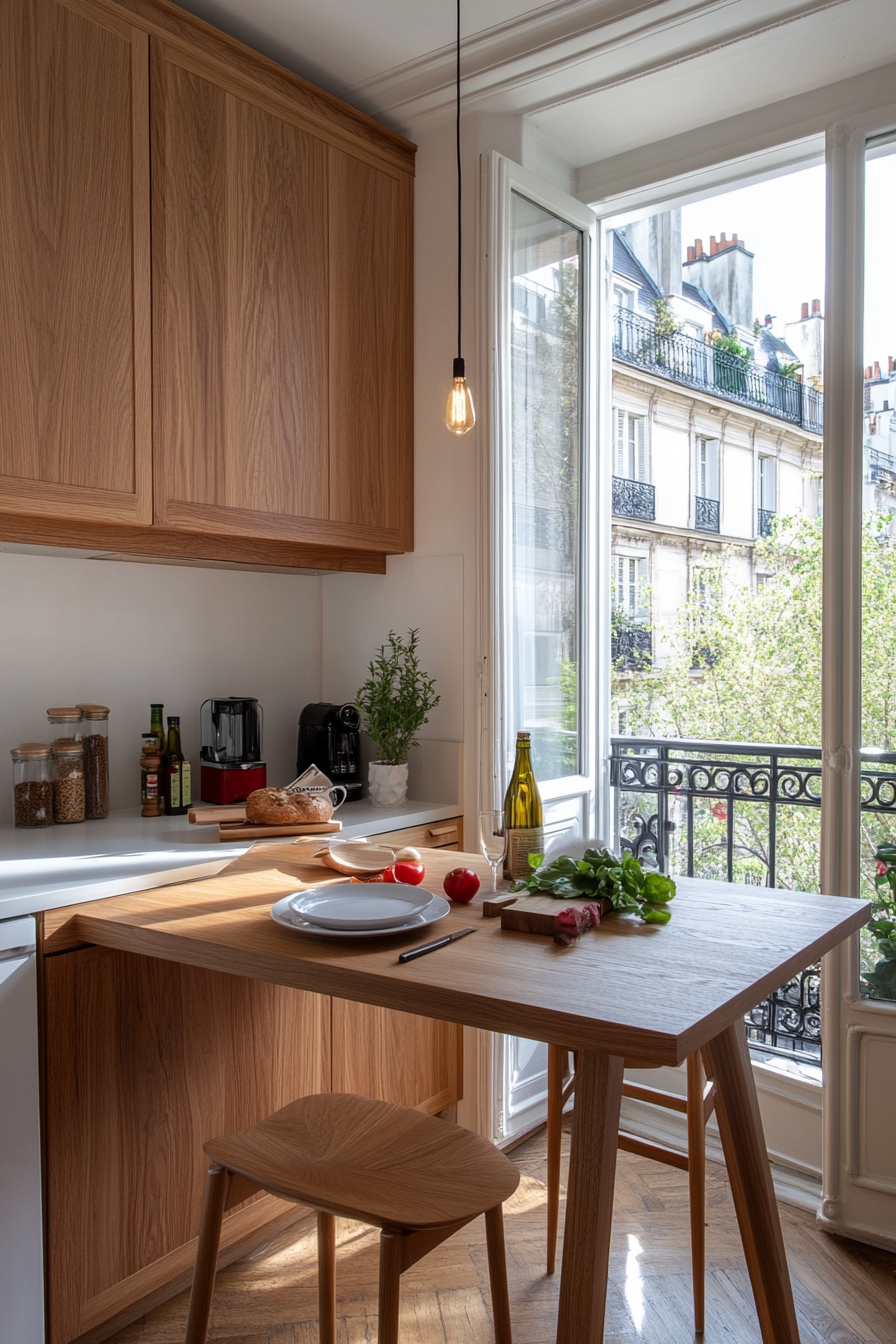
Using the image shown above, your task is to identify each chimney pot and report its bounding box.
[695,238,704,258]
[801,302,809,319]
[889,356,894,374]
[874,360,881,379]
[811,298,821,315]
[765,313,773,326]
[687,245,695,262]
[866,366,872,380]
[732,233,738,245]
[710,235,717,256]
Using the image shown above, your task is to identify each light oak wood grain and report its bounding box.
[58,845,869,1068]
[333,999,462,1115]
[0,0,151,523]
[0,511,388,573]
[42,943,330,1344]
[368,818,464,851]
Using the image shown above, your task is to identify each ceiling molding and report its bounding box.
[342,0,850,128]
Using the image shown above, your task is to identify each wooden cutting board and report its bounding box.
[497,893,606,935]
[215,820,342,840]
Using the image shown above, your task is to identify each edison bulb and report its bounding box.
[445,358,476,435]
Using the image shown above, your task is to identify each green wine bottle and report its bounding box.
[150,704,167,814]
[502,731,544,879]
[164,716,191,816]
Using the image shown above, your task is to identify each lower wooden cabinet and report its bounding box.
[41,939,461,1343]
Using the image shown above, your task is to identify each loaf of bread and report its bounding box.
[245,788,333,825]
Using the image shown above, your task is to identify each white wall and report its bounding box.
[0,552,322,825]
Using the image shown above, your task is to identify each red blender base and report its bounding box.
[200,763,267,805]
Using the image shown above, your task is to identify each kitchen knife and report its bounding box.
[398,927,476,963]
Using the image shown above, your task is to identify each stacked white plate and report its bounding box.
[271,882,450,938]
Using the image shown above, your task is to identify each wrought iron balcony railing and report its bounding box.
[694,494,720,532]
[757,507,776,537]
[611,624,652,670]
[869,448,896,487]
[613,306,825,433]
[613,476,656,521]
[609,735,896,1062]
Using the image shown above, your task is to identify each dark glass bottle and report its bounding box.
[164,716,191,816]
[502,731,545,879]
[150,704,167,814]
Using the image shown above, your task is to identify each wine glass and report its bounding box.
[479,810,506,894]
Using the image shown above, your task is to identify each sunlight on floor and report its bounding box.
[625,1232,645,1332]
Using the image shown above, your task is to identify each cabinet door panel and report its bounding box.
[152,45,330,539]
[43,946,329,1344]
[333,999,462,1115]
[0,0,151,521]
[328,149,413,550]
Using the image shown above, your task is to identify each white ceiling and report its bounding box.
[174,0,896,169]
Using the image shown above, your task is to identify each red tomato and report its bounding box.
[381,866,397,883]
[443,868,480,903]
[394,860,425,885]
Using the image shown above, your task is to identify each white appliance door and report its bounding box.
[0,916,45,1341]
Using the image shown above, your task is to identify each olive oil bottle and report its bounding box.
[163,716,192,816]
[149,704,167,813]
[502,730,544,879]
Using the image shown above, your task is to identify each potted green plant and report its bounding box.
[355,629,440,808]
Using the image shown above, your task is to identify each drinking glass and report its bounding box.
[479,810,506,894]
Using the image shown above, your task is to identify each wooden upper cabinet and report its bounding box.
[151,40,414,553]
[0,0,151,524]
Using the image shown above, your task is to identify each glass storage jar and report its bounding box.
[11,744,54,827]
[46,707,83,741]
[77,704,110,819]
[52,739,86,824]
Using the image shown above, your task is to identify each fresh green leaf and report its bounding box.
[508,846,675,924]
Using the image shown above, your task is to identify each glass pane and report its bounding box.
[508,192,582,781]
[861,138,896,1002]
[608,172,826,1066]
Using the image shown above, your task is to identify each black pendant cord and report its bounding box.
[455,0,462,367]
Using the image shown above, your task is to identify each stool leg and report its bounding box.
[485,1205,513,1344]
[317,1211,337,1344]
[377,1230,403,1344]
[686,1051,706,1334]
[546,1043,565,1274]
[185,1163,230,1344]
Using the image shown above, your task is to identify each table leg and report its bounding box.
[703,1022,801,1344]
[555,1049,624,1344]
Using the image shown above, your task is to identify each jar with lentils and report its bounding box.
[52,739,86,824]
[77,705,110,819]
[11,744,54,827]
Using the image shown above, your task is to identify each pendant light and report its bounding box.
[444,0,475,435]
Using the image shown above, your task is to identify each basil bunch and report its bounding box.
[509,847,676,924]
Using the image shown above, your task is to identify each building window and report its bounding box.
[758,454,777,535]
[614,554,649,621]
[696,436,720,500]
[615,410,648,481]
[613,282,636,310]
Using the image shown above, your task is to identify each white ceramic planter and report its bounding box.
[368,761,408,809]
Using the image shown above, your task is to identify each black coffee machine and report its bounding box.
[296,703,363,800]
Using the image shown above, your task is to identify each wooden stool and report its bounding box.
[546,1046,715,1332]
[185,1092,520,1344]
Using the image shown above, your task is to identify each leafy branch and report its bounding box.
[355,629,440,766]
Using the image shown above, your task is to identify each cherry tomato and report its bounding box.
[443,868,480,903]
[394,860,426,885]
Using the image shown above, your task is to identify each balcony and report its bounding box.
[694,495,720,532]
[869,448,896,487]
[613,305,825,433]
[610,735,896,1062]
[757,507,775,537]
[613,476,655,521]
[611,624,652,670]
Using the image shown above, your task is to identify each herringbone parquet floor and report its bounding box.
[109,1118,896,1344]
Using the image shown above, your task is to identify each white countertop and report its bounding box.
[0,799,461,920]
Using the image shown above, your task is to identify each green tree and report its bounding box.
[613,513,896,992]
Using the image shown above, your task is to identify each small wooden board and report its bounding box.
[215,820,342,841]
[499,894,595,935]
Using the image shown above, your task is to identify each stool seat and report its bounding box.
[205,1092,519,1230]
[187,1092,519,1344]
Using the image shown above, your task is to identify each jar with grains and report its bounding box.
[11,744,53,828]
[52,740,86,824]
[77,704,110,819]
[47,707,83,740]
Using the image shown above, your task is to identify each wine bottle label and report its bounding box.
[505,827,546,880]
[170,766,181,810]
[182,762,191,807]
